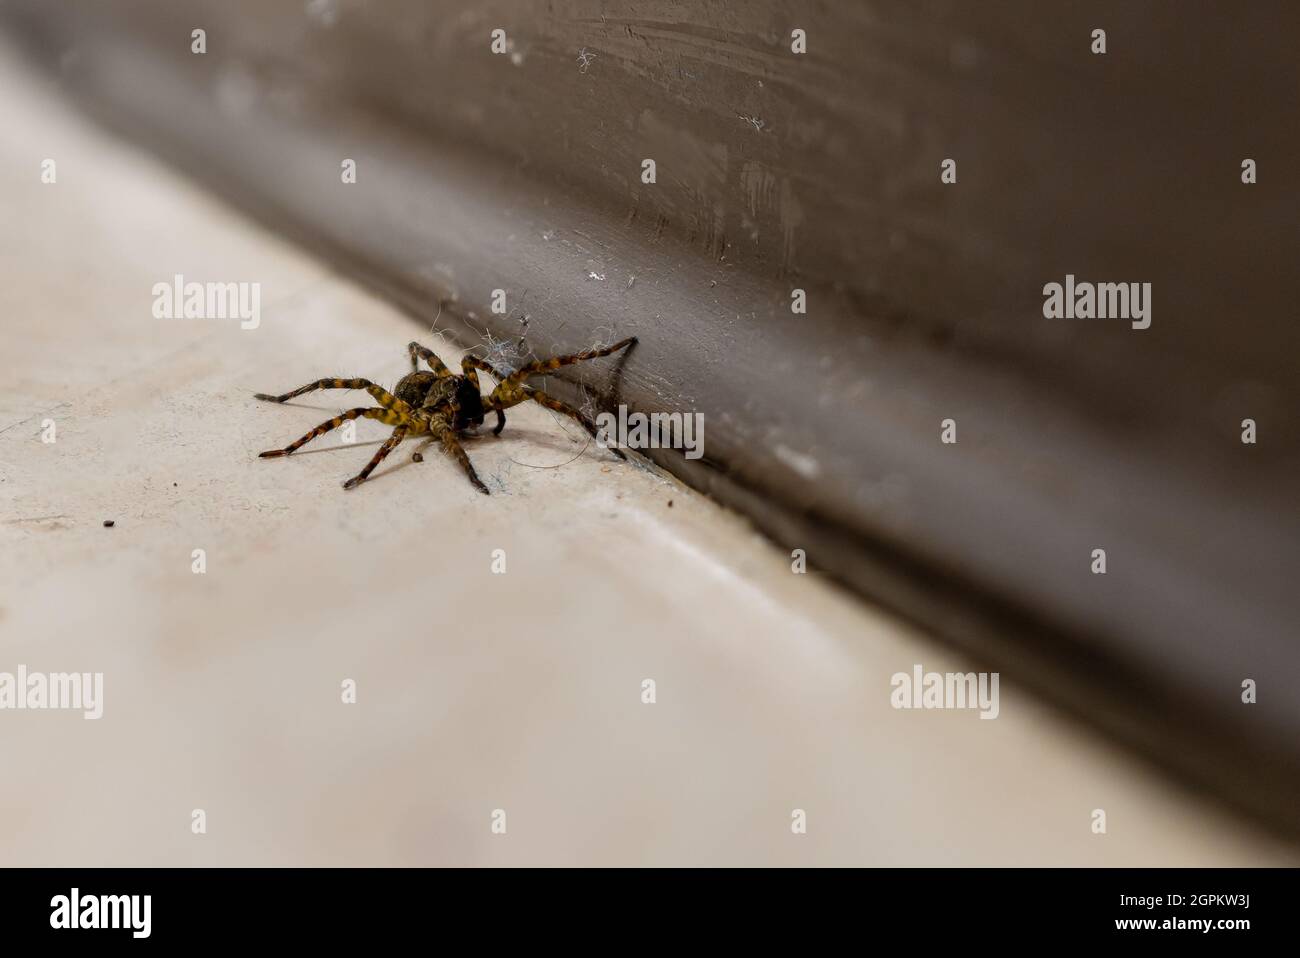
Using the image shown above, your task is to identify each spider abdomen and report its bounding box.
[394,371,445,408]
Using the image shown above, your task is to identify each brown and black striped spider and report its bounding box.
[254,337,636,493]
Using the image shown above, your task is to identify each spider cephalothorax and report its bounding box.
[394,370,486,430]
[254,336,636,493]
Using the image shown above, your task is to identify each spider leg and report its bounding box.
[259,406,406,458]
[437,429,490,494]
[343,425,409,490]
[408,341,453,377]
[461,355,508,434]
[409,436,437,463]
[496,336,636,389]
[485,384,625,460]
[461,355,507,382]
[254,377,413,416]
[402,415,487,493]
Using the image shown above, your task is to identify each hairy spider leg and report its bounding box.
[403,414,488,494]
[343,424,409,490]
[409,436,436,463]
[439,428,489,494]
[408,341,453,377]
[461,355,508,434]
[254,377,413,416]
[485,384,625,460]
[460,354,506,382]
[497,337,636,387]
[259,406,406,458]
[481,337,636,457]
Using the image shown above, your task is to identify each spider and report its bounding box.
[253,336,636,493]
